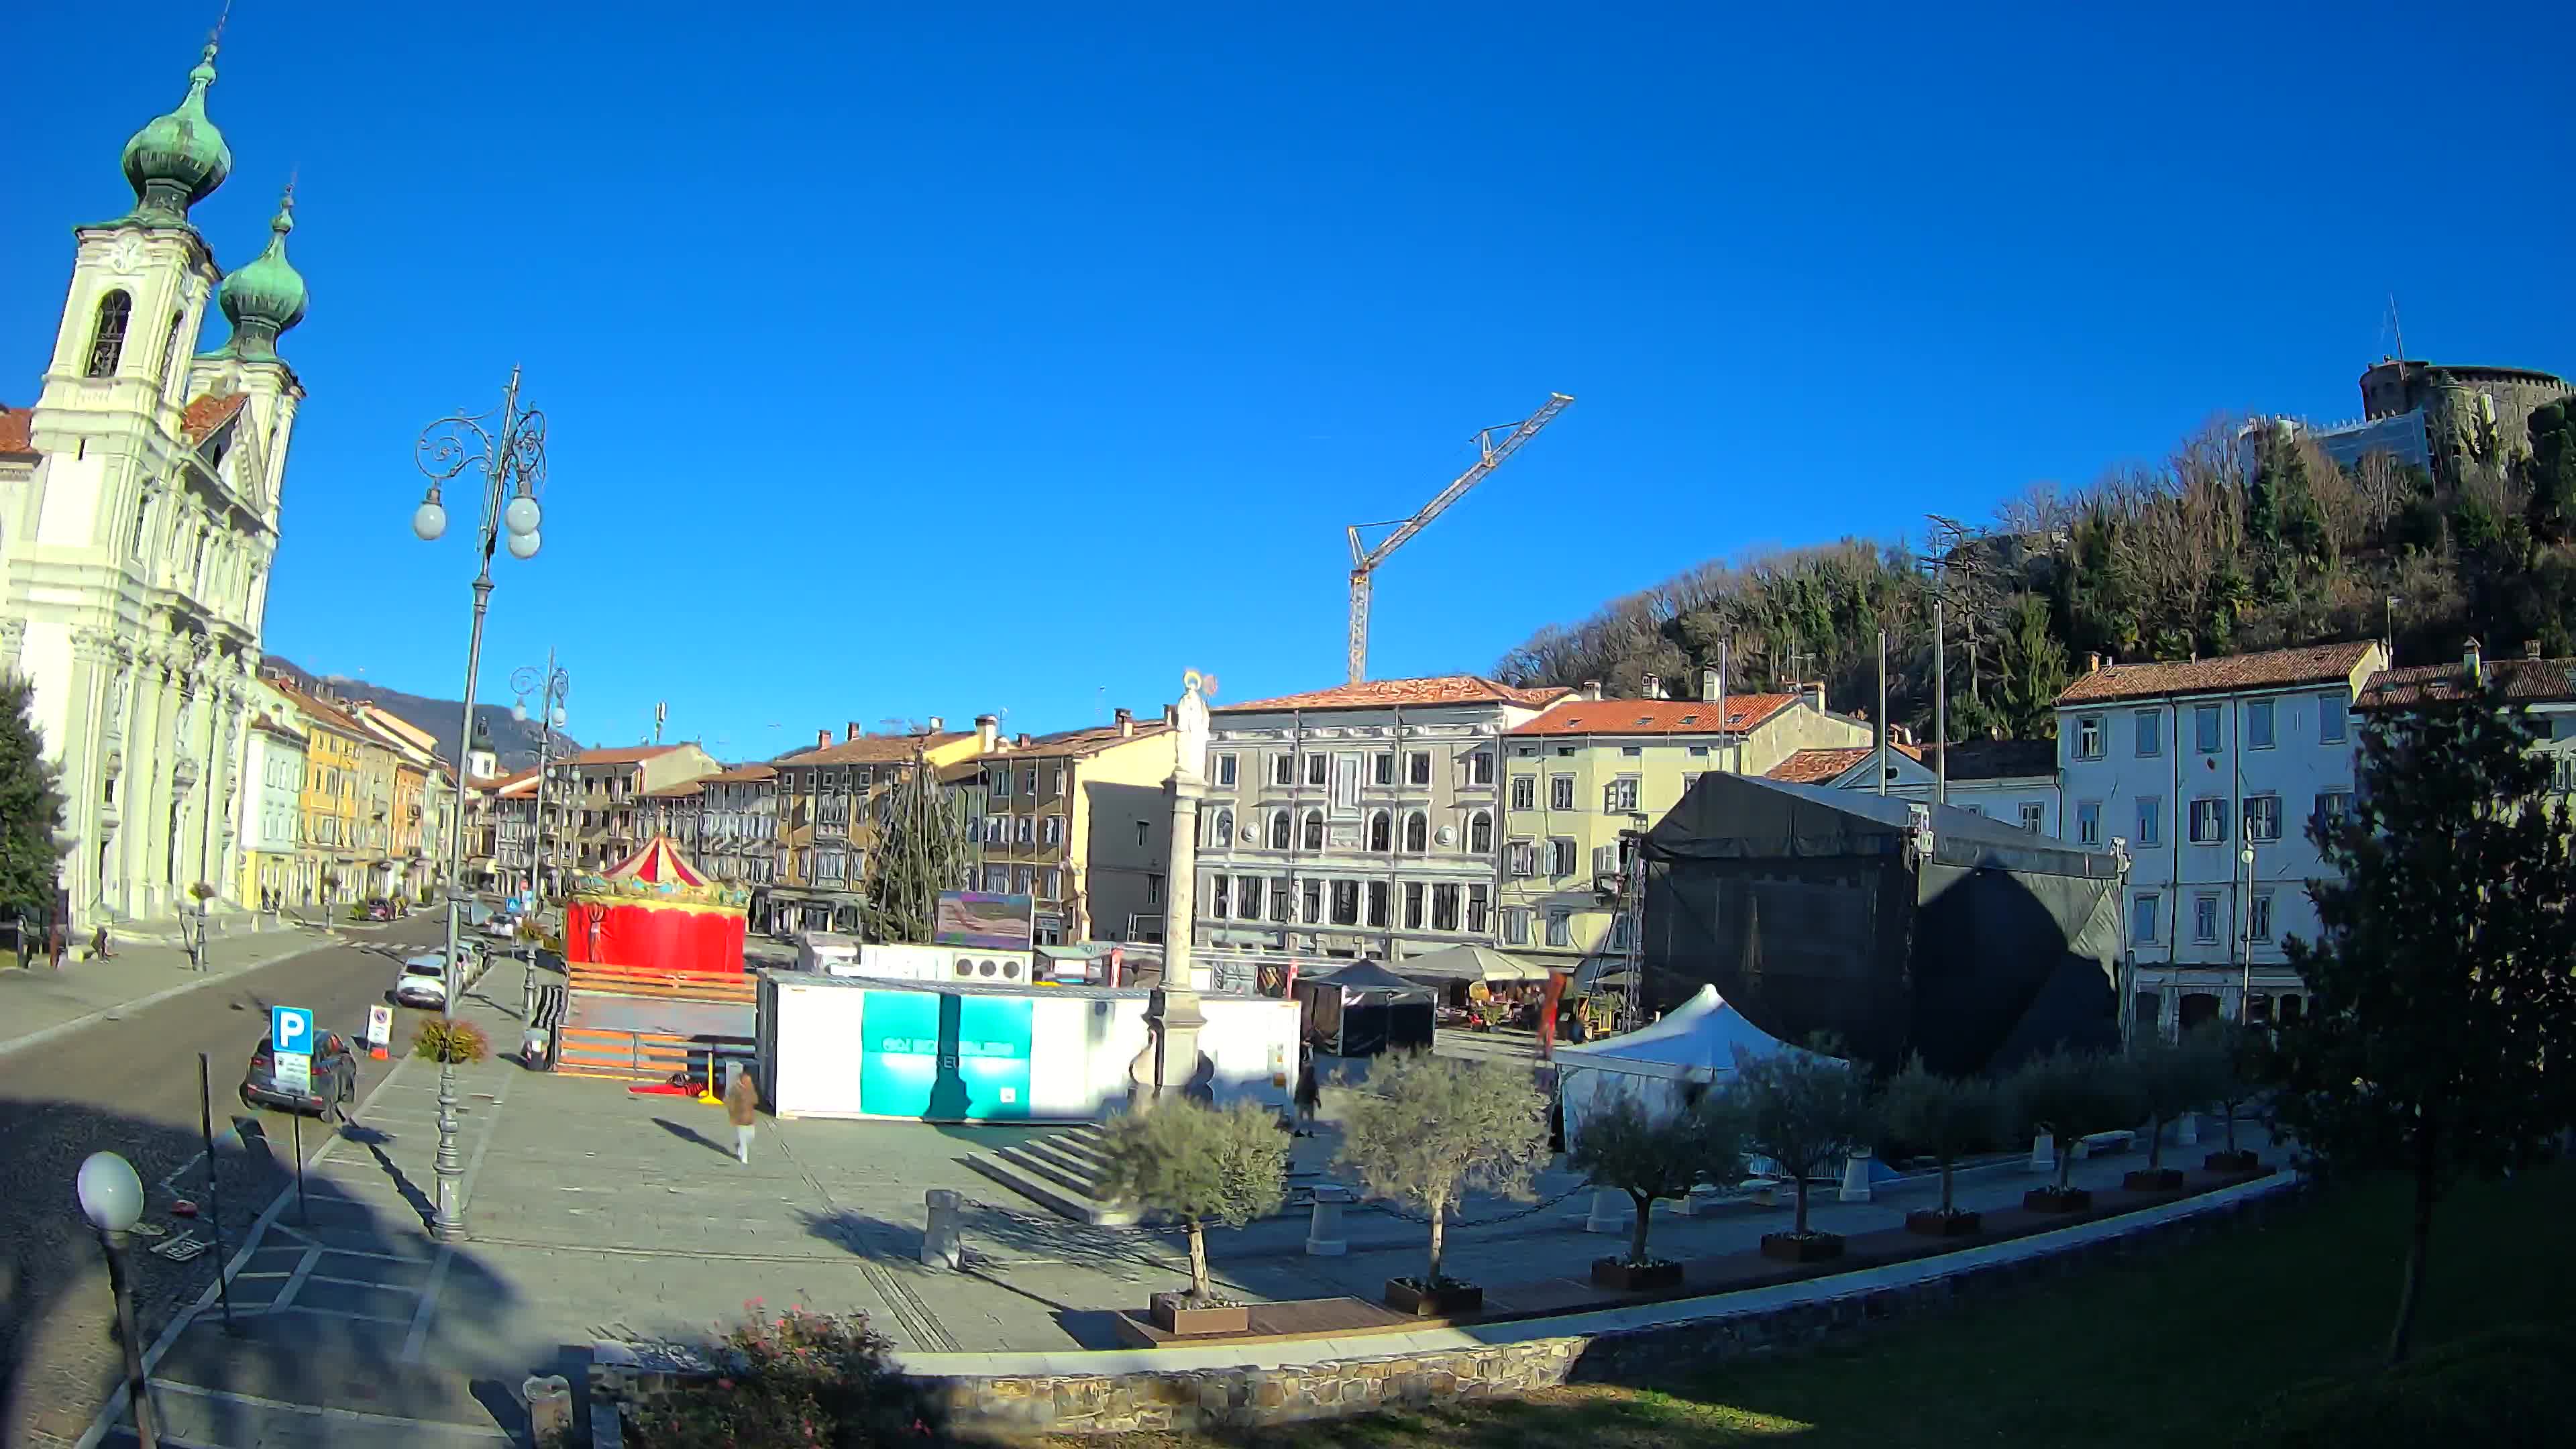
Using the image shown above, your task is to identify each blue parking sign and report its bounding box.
[271,1005,314,1057]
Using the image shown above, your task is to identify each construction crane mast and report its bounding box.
[1346,392,1573,684]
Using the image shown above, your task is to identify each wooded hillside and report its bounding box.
[1493,400,2576,741]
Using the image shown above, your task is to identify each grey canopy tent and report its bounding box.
[1295,960,1436,1057]
[1637,772,2124,1077]
[1390,944,1552,984]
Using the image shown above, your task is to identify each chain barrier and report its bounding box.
[1352,1181,1589,1227]
[961,1180,1591,1235]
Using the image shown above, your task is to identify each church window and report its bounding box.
[161,311,186,396]
[130,494,152,559]
[87,290,132,377]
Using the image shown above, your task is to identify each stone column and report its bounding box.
[1305,1185,1352,1256]
[1163,770,1203,989]
[61,629,112,919]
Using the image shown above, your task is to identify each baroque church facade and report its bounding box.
[0,40,309,924]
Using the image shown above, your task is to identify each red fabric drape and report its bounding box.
[566,900,745,975]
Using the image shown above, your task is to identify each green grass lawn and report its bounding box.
[1057,1165,2576,1449]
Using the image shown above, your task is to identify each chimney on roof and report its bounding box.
[1114,706,1134,737]
[926,715,943,733]
[1803,682,1825,714]
[2465,637,2484,687]
[1016,733,1032,748]
[1701,666,1720,701]
[1579,679,1604,702]
[1161,704,1178,727]
[816,729,831,749]
[975,713,998,752]
[2526,639,2542,660]
[846,721,863,742]
[2084,652,2102,676]
[1642,672,1663,700]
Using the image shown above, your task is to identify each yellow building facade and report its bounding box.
[1498,689,1872,975]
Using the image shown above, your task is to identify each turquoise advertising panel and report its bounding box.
[858,990,1034,1122]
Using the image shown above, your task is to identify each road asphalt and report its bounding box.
[0,916,458,1448]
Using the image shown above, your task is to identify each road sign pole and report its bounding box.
[197,1053,235,1332]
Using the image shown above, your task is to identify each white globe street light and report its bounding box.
[506,529,539,561]
[76,1150,156,1448]
[412,496,447,541]
[504,492,541,537]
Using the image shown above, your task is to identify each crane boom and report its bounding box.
[1346,392,1572,683]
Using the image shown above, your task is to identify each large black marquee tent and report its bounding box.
[1295,960,1436,1057]
[1635,772,2124,1077]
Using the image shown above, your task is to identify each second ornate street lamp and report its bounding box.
[413,366,547,1243]
[78,1150,155,1449]
[512,653,570,1018]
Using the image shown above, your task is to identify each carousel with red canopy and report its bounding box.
[563,835,750,977]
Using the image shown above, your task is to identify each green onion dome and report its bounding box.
[121,45,231,223]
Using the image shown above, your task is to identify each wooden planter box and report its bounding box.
[1904,1208,1984,1237]
[1759,1231,1845,1263]
[2204,1150,2262,1173]
[2123,1167,2186,1191]
[1148,1293,1248,1336]
[1383,1279,1483,1317]
[1590,1257,1684,1292]
[2024,1187,2092,1213]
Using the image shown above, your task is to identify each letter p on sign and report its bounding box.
[271,1006,314,1057]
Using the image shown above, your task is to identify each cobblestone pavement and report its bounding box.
[0,917,449,1448]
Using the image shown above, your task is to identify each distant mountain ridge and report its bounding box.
[258,655,582,775]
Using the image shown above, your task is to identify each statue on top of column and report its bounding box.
[1175,669,1215,784]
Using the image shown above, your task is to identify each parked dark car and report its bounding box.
[240,1029,360,1116]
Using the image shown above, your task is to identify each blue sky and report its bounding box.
[7,3,2570,759]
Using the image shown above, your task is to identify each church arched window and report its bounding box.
[161,311,186,396]
[87,290,131,378]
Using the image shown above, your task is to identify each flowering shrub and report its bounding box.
[633,1303,934,1448]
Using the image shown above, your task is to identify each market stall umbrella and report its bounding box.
[1391,943,1553,985]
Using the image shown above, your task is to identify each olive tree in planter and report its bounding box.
[2009,1048,2141,1212]
[1335,1052,1550,1316]
[1566,1082,1744,1290]
[1093,1098,1289,1336]
[1878,1056,1998,1236]
[1732,1046,1873,1263]
[2124,1032,2220,1190]
[2194,1020,2265,1173]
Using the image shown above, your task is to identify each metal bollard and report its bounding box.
[2176,1112,2199,1146]
[2029,1131,2056,1175]
[1305,1184,1352,1256]
[1584,1187,1625,1234]
[920,1189,963,1271]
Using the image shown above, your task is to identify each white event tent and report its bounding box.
[1555,984,1813,1157]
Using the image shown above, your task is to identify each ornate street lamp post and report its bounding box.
[513,654,570,1018]
[78,1150,154,1448]
[413,368,547,1243]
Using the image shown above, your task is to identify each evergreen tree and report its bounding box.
[1989,593,2070,739]
[853,746,975,944]
[0,674,69,916]
[2265,678,2576,1365]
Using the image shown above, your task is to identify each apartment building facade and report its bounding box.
[767,722,983,935]
[1503,678,1873,974]
[271,680,366,904]
[1189,676,1568,961]
[972,709,1177,945]
[2055,641,2387,1038]
[236,710,306,908]
[1771,738,2061,836]
[543,743,723,877]
[641,763,779,890]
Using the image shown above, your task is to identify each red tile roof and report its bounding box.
[1507,694,1799,737]
[266,680,370,739]
[0,405,34,458]
[2354,655,2576,710]
[774,732,971,766]
[569,745,688,767]
[181,392,248,444]
[992,721,1174,760]
[1216,676,1570,713]
[2055,642,2381,706]
[707,764,777,783]
[1767,743,1923,784]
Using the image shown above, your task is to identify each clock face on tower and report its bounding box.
[107,234,144,274]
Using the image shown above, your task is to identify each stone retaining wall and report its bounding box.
[593,1179,2304,1438]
